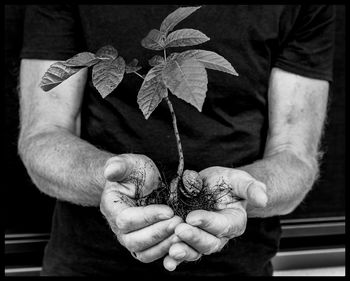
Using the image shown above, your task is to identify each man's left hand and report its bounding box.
[163,166,268,271]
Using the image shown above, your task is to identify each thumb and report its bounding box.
[228,172,268,208]
[244,180,268,208]
[104,156,133,182]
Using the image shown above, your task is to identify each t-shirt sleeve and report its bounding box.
[20,5,84,61]
[274,5,335,82]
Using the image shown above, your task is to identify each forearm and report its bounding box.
[18,127,114,207]
[239,150,318,218]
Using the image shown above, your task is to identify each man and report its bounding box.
[18,5,334,276]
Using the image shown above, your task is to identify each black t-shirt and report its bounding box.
[21,5,335,277]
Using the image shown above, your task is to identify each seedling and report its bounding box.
[40,6,239,218]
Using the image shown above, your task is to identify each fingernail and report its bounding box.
[167,220,179,232]
[171,235,180,243]
[167,263,176,271]
[260,193,268,207]
[177,229,193,240]
[173,251,185,259]
[159,213,172,220]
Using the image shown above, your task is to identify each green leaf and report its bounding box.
[137,64,168,119]
[148,55,165,67]
[64,52,101,67]
[177,49,238,76]
[141,29,165,50]
[92,56,126,98]
[96,45,118,59]
[160,6,201,35]
[162,57,208,112]
[40,62,82,92]
[125,58,142,74]
[165,28,210,48]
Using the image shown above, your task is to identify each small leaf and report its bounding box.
[165,28,210,48]
[160,6,201,35]
[64,52,101,67]
[177,49,238,76]
[126,58,142,74]
[168,52,180,61]
[92,56,126,98]
[137,64,168,119]
[141,29,165,50]
[40,62,82,92]
[162,58,208,112]
[96,45,118,60]
[127,58,139,67]
[148,55,165,67]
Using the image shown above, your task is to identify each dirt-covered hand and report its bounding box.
[100,154,183,263]
[163,166,268,271]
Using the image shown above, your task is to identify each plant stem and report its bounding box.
[163,48,184,204]
[164,95,184,177]
[133,71,145,80]
[164,95,184,203]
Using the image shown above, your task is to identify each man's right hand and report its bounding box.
[100,154,183,263]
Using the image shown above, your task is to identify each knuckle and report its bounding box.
[236,223,246,236]
[184,229,198,243]
[226,209,247,238]
[202,243,217,255]
[220,224,233,238]
[115,215,128,231]
[117,234,126,247]
[202,248,213,255]
[219,238,229,251]
[236,213,247,236]
[143,212,155,225]
[192,235,202,245]
[212,241,222,253]
[150,229,164,243]
[199,217,211,229]
[122,236,135,251]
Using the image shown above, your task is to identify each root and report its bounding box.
[135,170,242,220]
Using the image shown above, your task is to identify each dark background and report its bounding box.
[4,5,345,235]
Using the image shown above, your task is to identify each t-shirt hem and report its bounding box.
[274,60,333,82]
[20,50,77,61]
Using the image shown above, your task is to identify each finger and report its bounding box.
[163,242,201,271]
[122,216,183,252]
[169,242,201,261]
[174,223,226,255]
[104,155,132,182]
[100,185,134,221]
[134,233,177,263]
[116,204,174,233]
[222,172,268,208]
[186,208,247,239]
[163,255,178,271]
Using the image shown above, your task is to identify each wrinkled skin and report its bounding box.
[100,154,183,263]
[163,167,268,271]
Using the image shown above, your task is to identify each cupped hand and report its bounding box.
[100,154,183,263]
[163,166,268,271]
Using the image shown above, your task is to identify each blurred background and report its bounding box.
[4,5,346,276]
